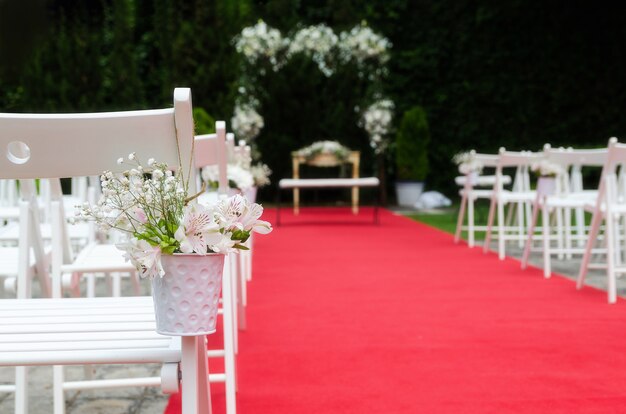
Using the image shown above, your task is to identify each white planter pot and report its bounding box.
[395,181,425,207]
[468,171,479,186]
[152,253,225,336]
[536,177,556,197]
[243,186,258,203]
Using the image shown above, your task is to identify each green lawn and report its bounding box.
[404,203,491,240]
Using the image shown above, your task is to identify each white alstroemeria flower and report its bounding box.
[215,194,273,235]
[238,202,273,234]
[209,233,237,254]
[174,204,222,254]
[117,239,164,279]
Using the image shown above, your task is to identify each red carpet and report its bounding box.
[165,207,626,413]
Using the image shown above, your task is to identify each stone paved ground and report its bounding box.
[0,229,621,413]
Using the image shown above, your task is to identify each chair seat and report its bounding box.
[279,177,380,188]
[458,189,494,198]
[0,221,92,243]
[499,190,536,202]
[454,175,512,187]
[584,202,626,214]
[62,243,134,273]
[545,194,597,208]
[0,247,41,278]
[0,296,177,366]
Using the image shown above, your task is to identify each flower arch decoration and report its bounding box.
[231,20,394,155]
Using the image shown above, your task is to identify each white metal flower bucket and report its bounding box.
[536,177,557,197]
[244,186,258,203]
[152,253,225,336]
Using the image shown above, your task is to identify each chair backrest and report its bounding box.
[545,146,608,193]
[226,132,237,164]
[495,149,544,193]
[0,88,197,298]
[472,152,499,169]
[194,121,228,194]
[0,88,196,193]
[595,138,626,207]
[231,139,252,169]
[546,146,608,168]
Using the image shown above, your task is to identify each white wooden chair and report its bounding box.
[454,152,511,247]
[521,146,606,278]
[577,138,626,303]
[230,137,255,283]
[0,88,214,414]
[195,124,238,414]
[483,149,544,259]
[0,177,51,299]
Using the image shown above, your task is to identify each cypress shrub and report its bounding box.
[395,106,430,181]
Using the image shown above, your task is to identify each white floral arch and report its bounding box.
[231,20,395,155]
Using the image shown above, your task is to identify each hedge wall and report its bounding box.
[2,0,626,199]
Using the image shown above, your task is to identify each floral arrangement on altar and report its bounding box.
[297,140,351,162]
[531,159,563,178]
[77,153,272,279]
[360,99,394,154]
[453,151,483,175]
[231,104,265,143]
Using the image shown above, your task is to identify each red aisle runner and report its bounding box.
[166,207,626,414]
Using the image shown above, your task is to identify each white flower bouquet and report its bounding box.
[201,164,255,192]
[453,151,483,175]
[231,105,265,142]
[338,23,391,66]
[531,159,563,178]
[77,154,272,279]
[287,24,338,77]
[234,20,286,70]
[297,140,351,162]
[361,99,394,153]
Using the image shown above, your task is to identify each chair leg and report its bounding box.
[237,255,247,331]
[454,194,467,244]
[468,197,475,248]
[577,211,603,289]
[221,257,238,414]
[575,206,585,247]
[112,273,121,297]
[86,274,96,298]
[181,336,211,414]
[53,365,65,414]
[521,200,540,269]
[516,200,525,248]
[542,205,552,278]
[555,207,564,260]
[483,197,497,254]
[131,271,141,295]
[606,214,617,304]
[14,366,28,414]
[564,207,573,259]
[497,200,506,260]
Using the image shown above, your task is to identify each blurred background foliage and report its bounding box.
[2,0,626,199]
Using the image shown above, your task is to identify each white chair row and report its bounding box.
[455,139,626,304]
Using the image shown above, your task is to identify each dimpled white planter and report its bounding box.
[536,176,556,197]
[152,253,225,336]
[244,186,258,203]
